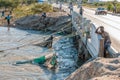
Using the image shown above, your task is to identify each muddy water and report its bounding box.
[0,27,78,80]
[41,36,78,80]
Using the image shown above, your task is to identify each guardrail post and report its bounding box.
[98,38,104,57]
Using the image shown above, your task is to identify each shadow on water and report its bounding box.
[39,65,58,80]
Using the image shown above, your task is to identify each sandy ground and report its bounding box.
[66,57,120,80]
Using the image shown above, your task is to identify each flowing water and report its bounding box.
[0,27,78,80]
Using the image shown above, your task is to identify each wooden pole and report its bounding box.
[98,38,104,57]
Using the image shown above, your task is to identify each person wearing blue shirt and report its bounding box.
[5,14,12,31]
[5,14,11,25]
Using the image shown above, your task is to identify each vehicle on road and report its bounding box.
[95,7,107,15]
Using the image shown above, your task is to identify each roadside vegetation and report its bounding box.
[0,0,53,18]
[83,1,120,13]
[13,3,53,18]
[0,0,37,10]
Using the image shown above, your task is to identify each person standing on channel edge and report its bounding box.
[95,26,111,57]
[41,12,46,19]
[5,14,12,31]
[68,2,73,14]
[79,6,84,16]
[113,5,116,13]
[59,2,62,10]
[41,12,48,31]
[1,11,4,18]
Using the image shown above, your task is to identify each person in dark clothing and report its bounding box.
[41,12,46,18]
[45,35,53,48]
[79,6,83,16]
[113,5,116,13]
[1,11,4,17]
[68,2,73,14]
[59,2,62,10]
[95,26,111,57]
[10,10,12,15]
[41,12,47,31]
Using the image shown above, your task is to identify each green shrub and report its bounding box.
[107,3,113,11]
[13,3,53,18]
[98,2,105,6]
[31,3,53,14]
[116,5,120,13]
[93,2,99,6]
